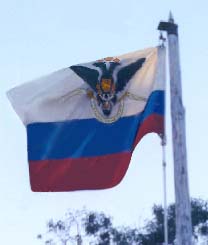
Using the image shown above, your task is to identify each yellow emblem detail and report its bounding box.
[101,79,111,92]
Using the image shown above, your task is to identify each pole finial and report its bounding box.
[158,12,178,36]
[168,11,174,23]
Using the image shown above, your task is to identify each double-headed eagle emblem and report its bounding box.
[70,56,146,123]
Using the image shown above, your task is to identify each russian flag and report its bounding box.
[7,46,166,192]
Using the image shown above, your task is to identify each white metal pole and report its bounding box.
[159,37,168,245]
[161,136,168,245]
[158,13,192,245]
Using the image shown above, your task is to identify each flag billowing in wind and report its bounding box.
[7,46,166,192]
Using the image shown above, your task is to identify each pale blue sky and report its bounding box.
[1,0,208,244]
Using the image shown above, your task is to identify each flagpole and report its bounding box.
[159,35,168,245]
[158,13,192,245]
[161,135,168,245]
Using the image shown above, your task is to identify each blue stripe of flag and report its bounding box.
[27,90,164,161]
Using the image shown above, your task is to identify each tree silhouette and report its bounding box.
[138,198,208,244]
[37,210,84,245]
[37,198,208,244]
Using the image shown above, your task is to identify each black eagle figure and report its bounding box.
[70,57,146,116]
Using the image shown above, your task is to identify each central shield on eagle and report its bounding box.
[70,56,146,120]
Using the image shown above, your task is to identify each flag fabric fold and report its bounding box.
[7,46,166,192]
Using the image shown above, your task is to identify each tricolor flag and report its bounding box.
[7,46,166,192]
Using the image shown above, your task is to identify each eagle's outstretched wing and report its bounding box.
[116,58,146,93]
[70,65,99,91]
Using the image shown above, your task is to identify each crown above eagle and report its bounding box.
[96,57,121,63]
